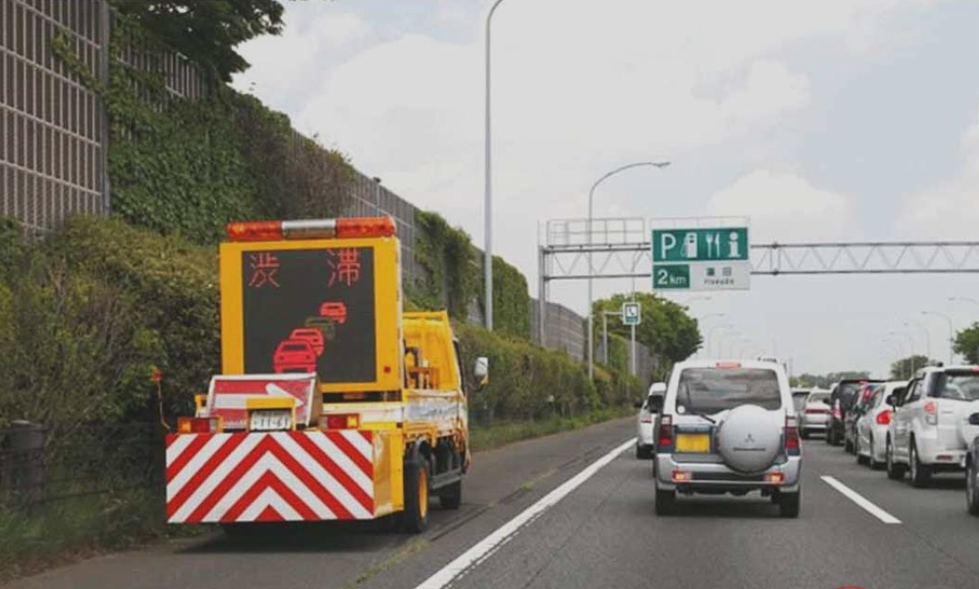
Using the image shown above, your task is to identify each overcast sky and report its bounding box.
[233,0,979,377]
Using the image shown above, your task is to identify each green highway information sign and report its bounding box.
[651,226,750,291]
[652,227,749,262]
[622,301,641,325]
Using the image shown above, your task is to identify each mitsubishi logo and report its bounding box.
[744,433,756,445]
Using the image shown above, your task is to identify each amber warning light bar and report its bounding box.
[226,216,396,242]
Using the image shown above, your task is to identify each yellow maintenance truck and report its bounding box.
[165,216,483,533]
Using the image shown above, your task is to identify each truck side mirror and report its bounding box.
[473,357,489,387]
[969,412,979,426]
[886,394,895,407]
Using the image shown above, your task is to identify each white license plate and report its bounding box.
[249,410,292,431]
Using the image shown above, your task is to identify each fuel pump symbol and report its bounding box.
[683,233,698,259]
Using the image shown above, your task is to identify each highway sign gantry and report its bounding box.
[652,226,750,291]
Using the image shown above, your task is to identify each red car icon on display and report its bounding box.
[273,339,317,374]
[319,301,348,324]
[289,328,325,356]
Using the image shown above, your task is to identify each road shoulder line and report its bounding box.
[821,475,902,524]
[412,438,635,589]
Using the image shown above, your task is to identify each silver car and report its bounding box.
[800,389,831,439]
[653,360,802,518]
[636,382,666,458]
[855,381,906,469]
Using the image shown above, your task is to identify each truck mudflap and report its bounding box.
[165,429,403,524]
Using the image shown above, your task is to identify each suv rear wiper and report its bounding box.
[687,411,717,425]
[682,383,717,424]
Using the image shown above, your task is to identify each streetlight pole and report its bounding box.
[483,0,508,331]
[922,311,954,365]
[718,330,741,359]
[889,330,916,375]
[950,296,979,310]
[708,323,734,358]
[904,320,931,362]
[693,313,725,358]
[586,160,670,379]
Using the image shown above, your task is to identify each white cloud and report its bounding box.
[895,106,979,239]
[232,12,371,110]
[311,13,372,47]
[237,0,935,297]
[709,171,853,241]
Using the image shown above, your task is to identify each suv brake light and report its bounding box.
[876,409,892,426]
[784,415,800,455]
[640,415,653,424]
[832,400,842,419]
[658,415,674,451]
[924,400,938,425]
[715,362,741,369]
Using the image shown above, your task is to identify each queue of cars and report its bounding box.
[636,361,979,517]
[817,365,979,515]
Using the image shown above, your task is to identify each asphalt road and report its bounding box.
[6,421,979,589]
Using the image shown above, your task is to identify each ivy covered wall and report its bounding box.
[53,16,353,244]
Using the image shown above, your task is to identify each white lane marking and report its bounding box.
[413,438,634,589]
[821,475,901,525]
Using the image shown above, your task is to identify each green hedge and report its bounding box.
[53,18,353,245]
[454,322,643,424]
[0,217,218,430]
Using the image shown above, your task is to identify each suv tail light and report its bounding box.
[658,415,674,451]
[876,409,893,425]
[640,415,653,424]
[805,407,829,415]
[832,400,842,420]
[784,415,801,455]
[924,400,938,425]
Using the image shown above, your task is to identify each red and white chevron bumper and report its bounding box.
[165,430,380,524]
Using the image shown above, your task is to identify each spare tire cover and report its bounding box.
[716,404,782,474]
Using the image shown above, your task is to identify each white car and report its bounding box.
[653,360,802,517]
[855,381,906,469]
[636,382,666,459]
[886,366,979,487]
[800,389,831,439]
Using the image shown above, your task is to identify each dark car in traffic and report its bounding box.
[827,378,882,447]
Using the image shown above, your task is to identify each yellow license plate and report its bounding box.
[675,433,711,453]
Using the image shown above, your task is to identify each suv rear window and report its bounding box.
[933,372,979,401]
[676,368,782,414]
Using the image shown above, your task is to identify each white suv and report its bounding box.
[636,382,666,459]
[886,366,979,487]
[653,360,802,517]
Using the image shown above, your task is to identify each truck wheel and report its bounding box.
[778,491,801,518]
[440,480,462,510]
[402,455,431,533]
[909,441,932,488]
[654,486,675,516]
